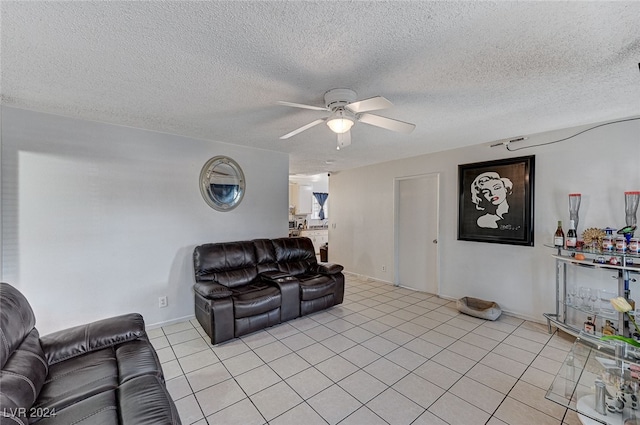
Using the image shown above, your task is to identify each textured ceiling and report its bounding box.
[2,1,639,175]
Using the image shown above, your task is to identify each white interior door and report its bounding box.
[395,173,439,294]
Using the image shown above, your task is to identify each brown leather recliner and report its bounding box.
[193,237,344,345]
[0,282,181,425]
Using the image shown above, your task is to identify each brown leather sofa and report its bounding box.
[0,282,181,425]
[193,236,344,344]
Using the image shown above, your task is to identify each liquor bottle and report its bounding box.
[602,320,616,336]
[584,316,596,334]
[566,220,577,248]
[554,221,565,247]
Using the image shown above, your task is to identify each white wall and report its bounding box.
[1,106,289,334]
[329,117,640,322]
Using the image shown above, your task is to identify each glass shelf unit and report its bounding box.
[543,245,640,338]
[547,332,640,425]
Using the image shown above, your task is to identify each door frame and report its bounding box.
[393,172,441,294]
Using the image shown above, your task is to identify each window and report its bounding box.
[311,196,328,219]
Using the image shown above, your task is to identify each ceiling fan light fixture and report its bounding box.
[326,109,354,134]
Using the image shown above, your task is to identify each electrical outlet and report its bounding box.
[158,296,168,308]
[382,265,387,272]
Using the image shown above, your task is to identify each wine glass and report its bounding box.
[589,288,599,312]
[567,284,578,307]
[599,289,616,314]
[578,286,589,309]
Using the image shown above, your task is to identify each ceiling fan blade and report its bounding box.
[277,101,328,111]
[337,130,351,149]
[280,118,325,139]
[345,96,393,113]
[358,113,416,134]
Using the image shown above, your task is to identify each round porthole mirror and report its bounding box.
[199,156,246,211]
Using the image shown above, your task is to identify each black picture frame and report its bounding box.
[458,155,535,246]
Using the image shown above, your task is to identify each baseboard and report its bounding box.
[343,270,393,285]
[498,309,548,326]
[146,314,196,330]
[356,279,547,327]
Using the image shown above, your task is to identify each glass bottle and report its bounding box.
[554,221,565,248]
[603,228,614,251]
[584,316,596,334]
[566,220,577,249]
[602,320,616,336]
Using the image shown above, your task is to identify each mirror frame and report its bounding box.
[199,156,246,211]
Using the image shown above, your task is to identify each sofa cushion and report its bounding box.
[25,355,177,425]
[193,241,258,288]
[31,390,119,425]
[252,239,279,274]
[271,237,317,276]
[232,286,281,319]
[34,348,118,413]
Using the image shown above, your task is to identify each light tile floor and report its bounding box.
[149,274,580,425]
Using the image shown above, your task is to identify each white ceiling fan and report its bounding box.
[278,88,415,149]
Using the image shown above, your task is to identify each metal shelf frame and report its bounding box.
[543,245,639,337]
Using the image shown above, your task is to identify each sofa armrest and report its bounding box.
[40,313,146,365]
[194,281,233,299]
[315,262,344,275]
[259,275,300,321]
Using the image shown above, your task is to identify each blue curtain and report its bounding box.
[313,192,329,220]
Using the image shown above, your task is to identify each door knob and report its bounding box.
[432,239,438,244]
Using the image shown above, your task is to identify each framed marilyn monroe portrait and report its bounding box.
[457,155,535,246]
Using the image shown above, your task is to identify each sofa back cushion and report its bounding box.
[252,239,279,274]
[271,237,318,276]
[0,282,48,425]
[193,241,258,288]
